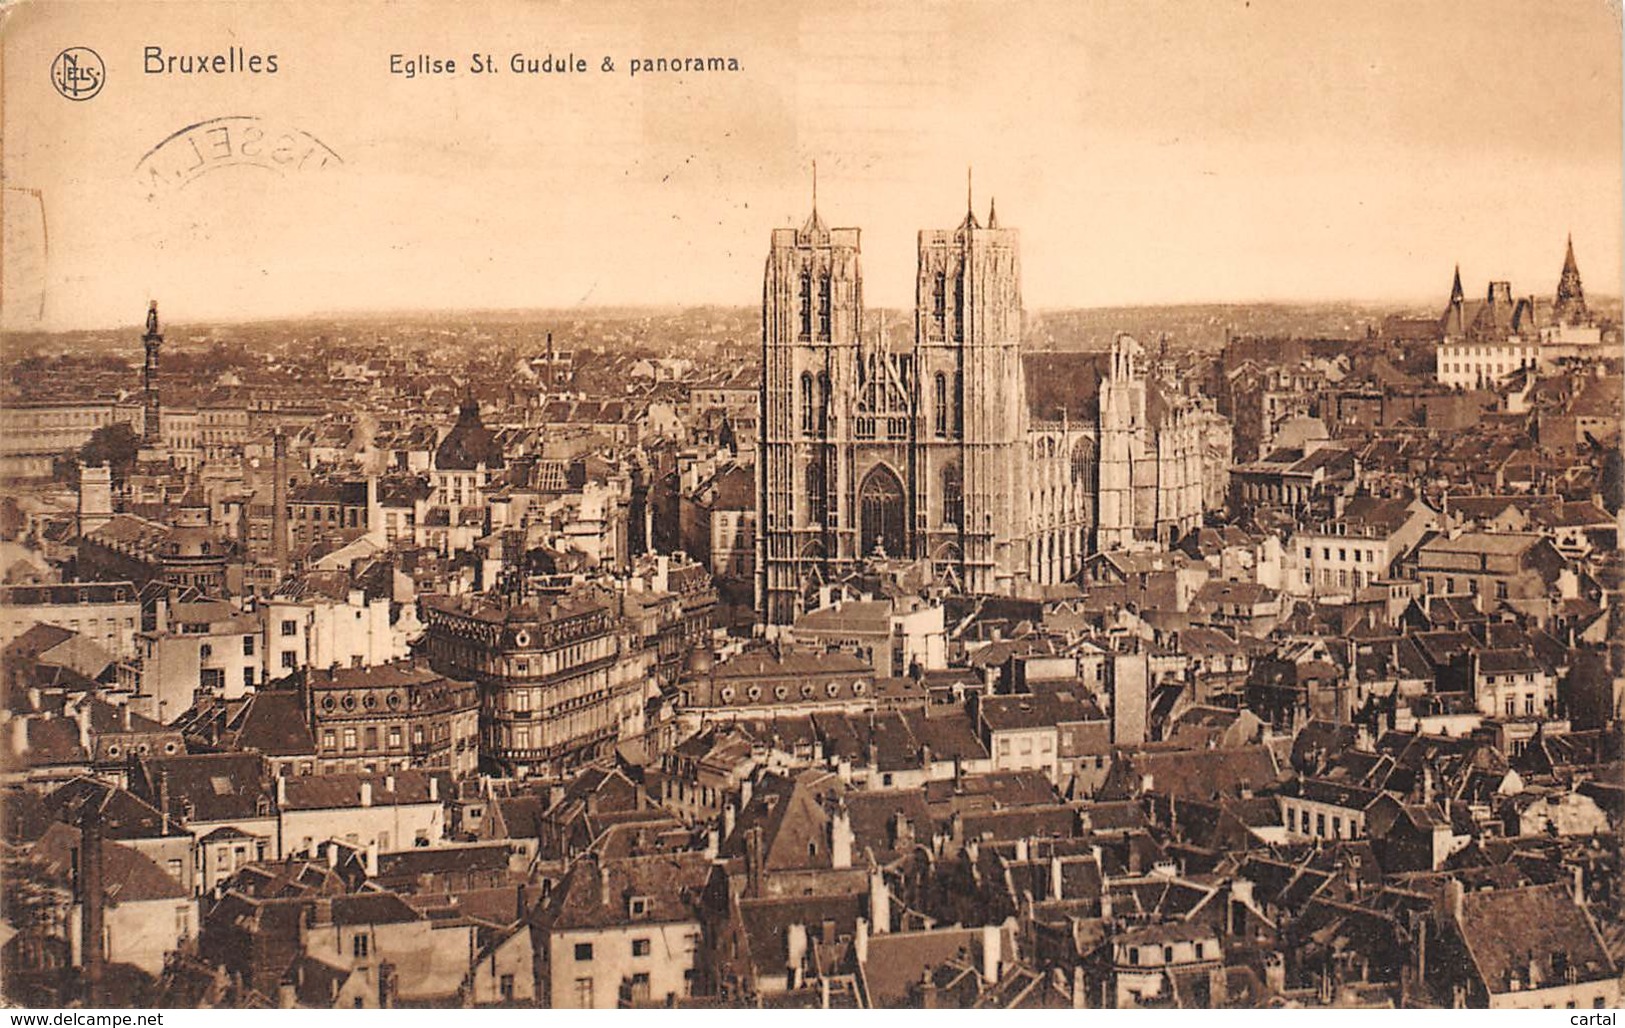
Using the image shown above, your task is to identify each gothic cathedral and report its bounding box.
[756,189,1221,624]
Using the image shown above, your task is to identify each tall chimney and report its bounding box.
[80,803,106,1005]
[745,827,764,899]
[159,770,172,832]
[359,781,373,807]
[272,431,290,573]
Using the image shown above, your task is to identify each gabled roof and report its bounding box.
[29,821,188,903]
[538,851,710,931]
[1454,883,1616,993]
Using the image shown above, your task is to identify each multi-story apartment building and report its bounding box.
[0,581,141,661]
[1287,495,1437,600]
[304,661,479,778]
[420,585,655,777]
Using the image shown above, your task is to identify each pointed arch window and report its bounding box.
[816,372,830,435]
[933,272,946,320]
[799,272,812,339]
[817,275,832,339]
[800,373,815,435]
[953,277,964,341]
[806,459,827,527]
[933,373,948,437]
[942,463,963,529]
[952,372,963,436]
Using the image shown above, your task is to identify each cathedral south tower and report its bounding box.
[757,203,863,625]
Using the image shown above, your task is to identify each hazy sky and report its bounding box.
[3,0,1619,331]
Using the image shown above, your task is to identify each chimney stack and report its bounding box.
[869,868,891,934]
[360,781,373,807]
[75,703,92,756]
[829,802,853,869]
[365,841,379,877]
[854,917,869,965]
[79,803,106,1005]
[980,923,1001,984]
[745,826,764,898]
[1050,855,1064,901]
[786,923,808,990]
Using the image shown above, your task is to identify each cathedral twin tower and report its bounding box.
[756,184,1215,624]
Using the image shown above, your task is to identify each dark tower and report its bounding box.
[142,300,163,445]
[79,800,106,1005]
[271,431,290,575]
[1553,234,1589,326]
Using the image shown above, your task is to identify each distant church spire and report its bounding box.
[1449,264,1464,307]
[987,196,998,229]
[1555,233,1588,325]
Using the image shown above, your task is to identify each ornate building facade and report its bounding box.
[756,191,1225,624]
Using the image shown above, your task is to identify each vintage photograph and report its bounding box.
[0,0,1621,1011]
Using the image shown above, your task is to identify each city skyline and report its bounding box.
[2,0,1620,331]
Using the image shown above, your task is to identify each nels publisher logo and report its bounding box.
[51,46,105,101]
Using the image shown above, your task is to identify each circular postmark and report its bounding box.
[134,116,344,197]
[51,46,105,101]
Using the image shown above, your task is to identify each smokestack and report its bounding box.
[272,431,290,573]
[80,803,106,1005]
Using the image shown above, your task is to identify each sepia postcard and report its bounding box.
[0,0,1622,1013]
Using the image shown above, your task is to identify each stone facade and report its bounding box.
[757,196,1225,623]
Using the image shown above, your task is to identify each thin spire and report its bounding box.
[812,160,818,217]
[987,196,998,229]
[1449,264,1464,306]
[959,167,980,232]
